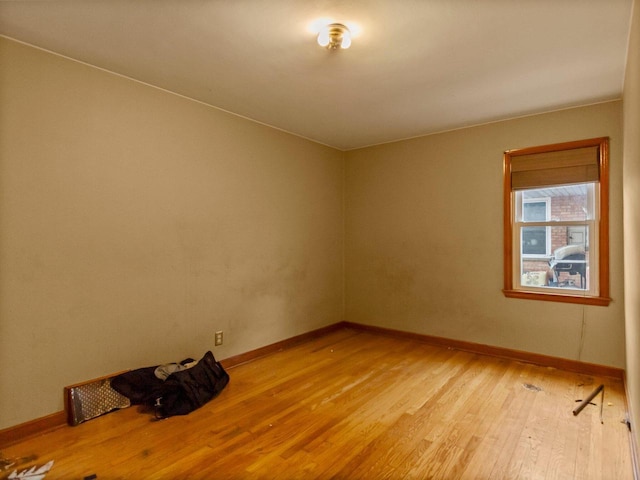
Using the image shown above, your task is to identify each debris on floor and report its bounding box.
[573,384,605,423]
[622,415,632,431]
[0,453,37,472]
[522,383,542,392]
[7,460,53,480]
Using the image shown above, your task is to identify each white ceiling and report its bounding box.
[0,0,634,150]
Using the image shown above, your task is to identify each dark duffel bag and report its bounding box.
[154,351,229,418]
[112,351,229,419]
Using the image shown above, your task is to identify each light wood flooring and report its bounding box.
[1,328,634,479]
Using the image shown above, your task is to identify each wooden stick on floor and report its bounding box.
[573,384,604,423]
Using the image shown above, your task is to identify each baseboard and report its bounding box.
[624,371,640,480]
[632,420,640,480]
[220,322,346,369]
[0,320,626,449]
[0,322,346,448]
[0,411,66,448]
[342,321,625,379]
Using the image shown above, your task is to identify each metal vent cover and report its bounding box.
[65,374,130,426]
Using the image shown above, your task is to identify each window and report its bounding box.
[522,198,550,257]
[503,137,610,305]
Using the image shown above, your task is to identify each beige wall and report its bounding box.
[623,0,640,456]
[0,37,345,429]
[345,102,625,368]
[1,29,634,437]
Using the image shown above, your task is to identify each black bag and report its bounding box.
[154,351,229,418]
[111,351,229,419]
[111,366,165,404]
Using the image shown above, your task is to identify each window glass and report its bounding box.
[521,198,549,256]
[522,226,547,255]
[523,201,547,222]
[516,183,593,293]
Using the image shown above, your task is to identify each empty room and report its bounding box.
[1,1,639,478]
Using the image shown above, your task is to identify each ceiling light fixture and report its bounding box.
[317,23,352,50]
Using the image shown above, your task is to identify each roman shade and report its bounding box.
[509,146,600,190]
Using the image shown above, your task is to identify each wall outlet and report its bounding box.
[214,331,224,346]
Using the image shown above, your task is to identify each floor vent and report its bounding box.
[64,372,130,426]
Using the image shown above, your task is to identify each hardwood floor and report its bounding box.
[1,328,634,479]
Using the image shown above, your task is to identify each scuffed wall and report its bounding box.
[345,102,625,368]
[0,37,344,429]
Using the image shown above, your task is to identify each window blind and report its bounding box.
[510,146,599,190]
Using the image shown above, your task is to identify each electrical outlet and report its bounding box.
[214,331,223,346]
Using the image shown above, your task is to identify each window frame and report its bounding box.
[503,137,610,306]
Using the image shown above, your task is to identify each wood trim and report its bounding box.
[220,322,346,369]
[598,137,610,301]
[342,321,624,379]
[503,289,612,306]
[624,371,640,480]
[504,136,610,157]
[503,151,514,292]
[0,411,67,448]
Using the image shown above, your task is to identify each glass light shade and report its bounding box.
[341,31,351,49]
[317,28,330,47]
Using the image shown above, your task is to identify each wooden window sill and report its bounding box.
[503,289,611,306]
